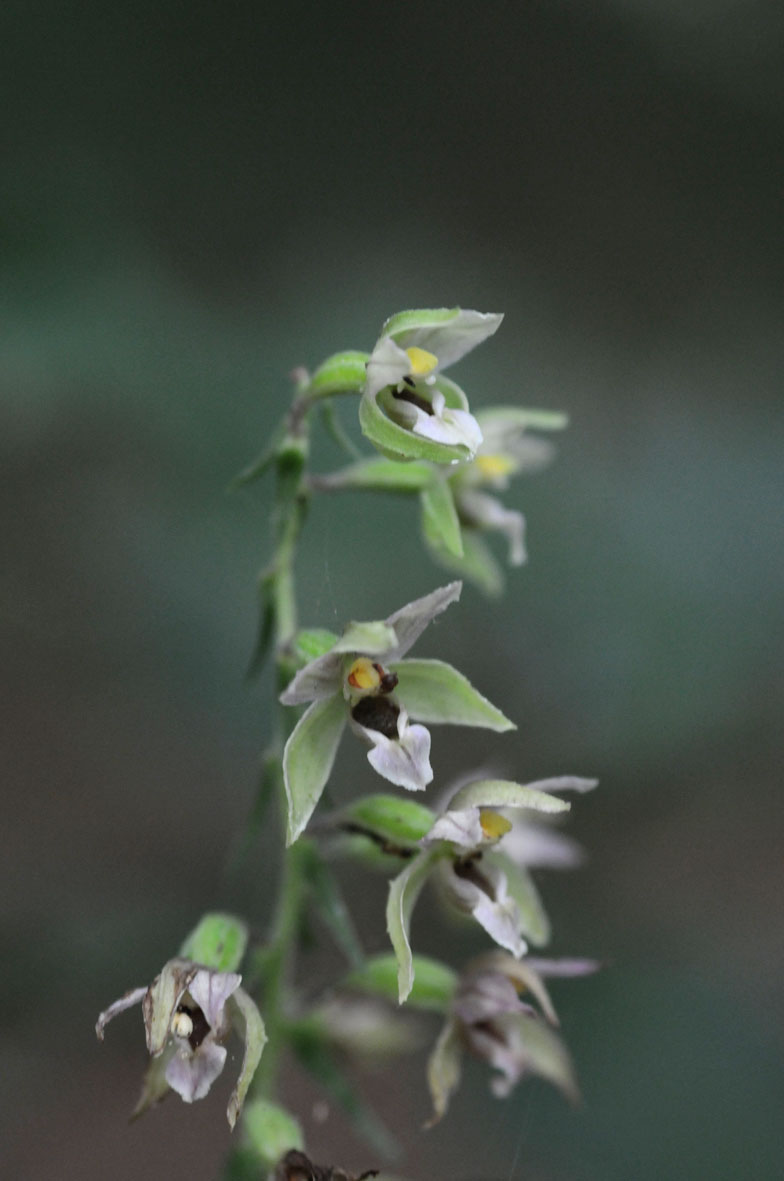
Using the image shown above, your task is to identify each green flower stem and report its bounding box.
[252,834,310,1098]
[250,394,314,1103]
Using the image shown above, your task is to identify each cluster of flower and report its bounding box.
[96,309,597,1174]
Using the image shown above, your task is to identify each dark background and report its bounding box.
[2,2,782,1178]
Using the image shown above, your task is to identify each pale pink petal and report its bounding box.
[165,1041,227,1103]
[188,969,241,1033]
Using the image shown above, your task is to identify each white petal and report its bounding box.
[453,971,528,1024]
[360,716,433,792]
[422,807,484,850]
[466,1022,525,1097]
[458,491,526,565]
[165,1041,227,1102]
[383,581,461,661]
[188,969,241,1033]
[441,860,526,958]
[279,652,344,705]
[501,819,584,870]
[408,400,483,453]
[364,335,413,399]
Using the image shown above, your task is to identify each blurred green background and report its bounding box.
[3,1,782,1178]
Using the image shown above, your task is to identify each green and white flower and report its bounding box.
[280,582,514,845]
[386,776,596,1002]
[313,404,568,595]
[360,308,502,464]
[95,914,265,1128]
[426,951,598,1123]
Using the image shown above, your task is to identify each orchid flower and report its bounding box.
[359,308,502,464]
[426,951,599,1123]
[95,914,265,1128]
[386,776,597,1001]
[279,582,514,844]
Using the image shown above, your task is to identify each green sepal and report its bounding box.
[227,987,268,1130]
[179,913,249,972]
[345,953,457,1013]
[334,619,397,655]
[449,779,572,814]
[308,350,370,398]
[513,1014,579,1102]
[380,307,462,338]
[300,843,365,968]
[318,456,434,493]
[131,1045,173,1120]
[393,659,516,731]
[359,383,474,465]
[386,847,444,1003]
[492,852,551,947]
[425,1017,463,1125]
[341,793,436,848]
[289,1025,399,1159]
[283,694,347,845]
[476,405,569,433]
[292,627,340,665]
[420,479,463,558]
[425,525,505,597]
[241,1099,304,1168]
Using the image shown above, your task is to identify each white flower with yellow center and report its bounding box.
[360,308,503,463]
[386,776,597,1002]
[279,582,515,844]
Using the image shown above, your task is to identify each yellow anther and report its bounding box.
[405,346,438,378]
[476,454,515,480]
[479,808,512,841]
[171,1010,194,1039]
[347,657,381,692]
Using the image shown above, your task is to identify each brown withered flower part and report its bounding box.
[275,1148,378,1181]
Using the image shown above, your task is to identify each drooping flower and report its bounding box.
[359,309,502,464]
[426,951,599,1123]
[279,582,514,845]
[311,404,568,596]
[425,405,568,591]
[386,776,597,1001]
[95,955,265,1128]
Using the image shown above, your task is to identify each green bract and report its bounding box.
[242,1099,305,1169]
[346,953,458,1013]
[279,582,515,844]
[307,350,370,399]
[339,793,437,848]
[359,308,502,464]
[179,912,248,973]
